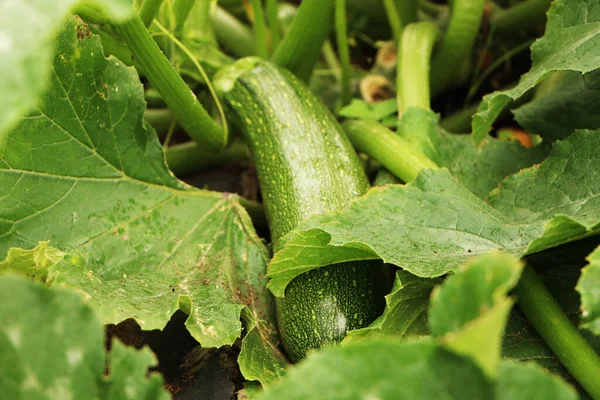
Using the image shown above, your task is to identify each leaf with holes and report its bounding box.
[0,18,285,386]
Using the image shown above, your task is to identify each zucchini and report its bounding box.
[214,58,386,362]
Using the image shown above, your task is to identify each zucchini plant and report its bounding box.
[2,0,600,399]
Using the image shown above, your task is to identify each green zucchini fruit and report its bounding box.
[214,57,386,362]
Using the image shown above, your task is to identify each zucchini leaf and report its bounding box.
[400,108,549,198]
[268,131,600,296]
[0,274,169,399]
[472,0,600,144]
[0,19,285,386]
[514,70,600,142]
[0,0,132,140]
[577,245,600,335]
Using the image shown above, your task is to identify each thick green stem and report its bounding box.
[271,0,335,82]
[139,0,164,27]
[516,265,600,400]
[236,197,268,230]
[145,108,175,134]
[430,0,486,96]
[397,22,438,113]
[266,0,282,51]
[165,138,249,176]
[115,14,226,152]
[490,0,552,35]
[382,0,403,42]
[342,119,439,183]
[251,0,269,58]
[335,0,352,106]
[211,6,257,57]
[396,0,418,25]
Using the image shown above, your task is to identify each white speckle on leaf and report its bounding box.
[67,347,83,366]
[46,377,72,400]
[22,368,40,390]
[6,325,21,346]
[125,383,137,398]
[0,32,12,53]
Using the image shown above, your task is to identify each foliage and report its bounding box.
[3,0,600,398]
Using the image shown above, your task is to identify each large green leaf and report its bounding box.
[429,253,523,377]
[268,131,600,296]
[514,70,600,142]
[472,0,600,143]
[577,245,600,335]
[0,0,132,140]
[0,19,285,385]
[256,338,577,400]
[496,361,577,400]
[258,339,493,400]
[399,108,549,198]
[0,274,169,399]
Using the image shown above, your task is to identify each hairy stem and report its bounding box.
[251,0,269,58]
[342,119,439,183]
[115,14,226,152]
[211,6,256,57]
[430,0,486,96]
[139,0,164,27]
[335,0,352,105]
[397,22,438,113]
[271,0,335,82]
[516,265,600,400]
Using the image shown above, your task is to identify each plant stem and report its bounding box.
[271,0,335,82]
[335,0,352,106]
[419,0,444,18]
[396,0,418,25]
[397,22,438,113]
[266,0,282,51]
[251,0,269,58]
[430,0,486,96]
[382,0,403,42]
[211,6,257,57]
[115,14,226,152]
[236,197,268,230]
[342,119,439,183]
[490,0,552,35]
[516,265,600,400]
[145,108,175,134]
[139,0,164,27]
[322,41,342,80]
[165,138,250,176]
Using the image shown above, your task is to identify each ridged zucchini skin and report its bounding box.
[214,58,385,362]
